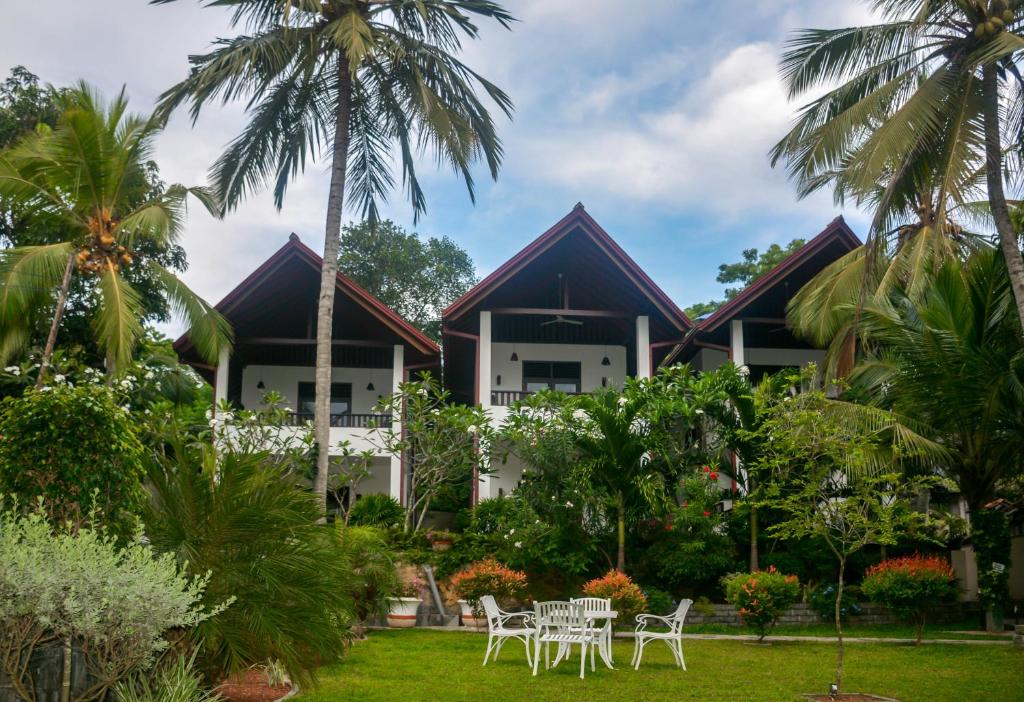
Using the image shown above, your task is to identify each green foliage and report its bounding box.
[722,568,800,641]
[582,570,648,625]
[0,82,229,371]
[335,525,400,629]
[448,557,528,614]
[0,508,215,702]
[338,219,476,339]
[0,384,145,538]
[348,494,404,530]
[114,654,221,702]
[641,587,675,616]
[971,508,1012,614]
[862,555,958,644]
[373,375,491,531]
[808,583,862,622]
[685,239,805,318]
[142,438,355,687]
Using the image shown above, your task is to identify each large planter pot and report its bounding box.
[458,599,486,629]
[387,597,421,628]
[430,539,452,552]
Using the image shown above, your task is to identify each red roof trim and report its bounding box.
[174,234,439,357]
[698,216,861,334]
[443,204,692,330]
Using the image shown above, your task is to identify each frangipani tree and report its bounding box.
[0,84,230,382]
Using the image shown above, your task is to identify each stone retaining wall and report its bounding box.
[682,602,979,627]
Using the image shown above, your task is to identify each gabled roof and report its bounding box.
[173,233,439,358]
[697,216,861,334]
[442,203,692,331]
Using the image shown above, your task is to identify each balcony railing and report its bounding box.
[280,412,392,429]
[490,389,582,406]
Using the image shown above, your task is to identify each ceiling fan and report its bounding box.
[540,273,583,326]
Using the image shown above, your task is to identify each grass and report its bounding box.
[685,620,1012,641]
[298,629,1023,702]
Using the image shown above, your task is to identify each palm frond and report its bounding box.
[94,263,144,370]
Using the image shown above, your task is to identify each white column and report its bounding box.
[478,311,492,406]
[214,346,229,406]
[636,315,651,379]
[389,344,404,502]
[477,311,493,501]
[730,319,746,370]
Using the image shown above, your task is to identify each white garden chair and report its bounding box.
[569,597,613,666]
[480,595,535,667]
[532,601,598,679]
[632,598,692,670]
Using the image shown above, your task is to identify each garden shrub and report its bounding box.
[0,384,146,539]
[641,586,674,615]
[335,526,400,633]
[114,654,220,702]
[0,508,215,702]
[447,557,528,615]
[861,554,958,643]
[348,493,404,529]
[808,582,862,622]
[722,567,800,641]
[582,571,647,625]
[143,439,357,687]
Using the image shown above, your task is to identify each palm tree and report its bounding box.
[850,246,1024,511]
[569,386,669,572]
[153,0,513,510]
[770,0,1024,330]
[0,84,230,383]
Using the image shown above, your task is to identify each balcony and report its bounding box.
[490,389,583,406]
[278,412,392,429]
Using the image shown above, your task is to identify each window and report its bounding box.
[522,361,581,393]
[297,382,352,416]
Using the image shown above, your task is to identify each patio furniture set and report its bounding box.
[479,595,693,679]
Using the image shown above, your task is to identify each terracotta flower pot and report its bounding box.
[387,597,421,628]
[430,539,452,552]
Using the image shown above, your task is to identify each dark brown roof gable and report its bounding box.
[697,216,861,334]
[443,203,692,331]
[173,233,440,358]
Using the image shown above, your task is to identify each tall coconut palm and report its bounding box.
[850,246,1024,510]
[153,0,513,511]
[770,0,1024,330]
[0,84,230,383]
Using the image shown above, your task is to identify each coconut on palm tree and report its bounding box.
[770,0,1024,330]
[0,84,231,382]
[153,0,513,511]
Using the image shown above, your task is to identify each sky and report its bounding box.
[0,0,879,332]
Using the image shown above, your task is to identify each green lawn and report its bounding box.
[685,621,1011,641]
[298,629,1023,702]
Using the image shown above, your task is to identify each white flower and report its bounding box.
[39,386,52,392]
[53,374,65,384]
[120,405,131,413]
[508,528,515,535]
[695,408,704,415]
[514,541,523,549]
[195,381,204,389]
[565,501,574,508]
[4,366,19,375]
[467,424,478,435]
[144,371,155,380]
[119,379,133,389]
[617,396,628,407]
[204,409,214,420]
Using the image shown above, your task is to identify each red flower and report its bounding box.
[702,466,710,473]
[702,511,711,518]
[709,471,718,480]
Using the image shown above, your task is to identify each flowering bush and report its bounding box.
[582,570,648,624]
[722,567,800,640]
[861,555,958,644]
[448,557,528,615]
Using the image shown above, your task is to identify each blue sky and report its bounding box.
[0,0,877,329]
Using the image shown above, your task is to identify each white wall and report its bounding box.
[489,342,626,398]
[691,348,729,372]
[241,364,393,414]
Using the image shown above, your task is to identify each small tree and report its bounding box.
[722,568,800,641]
[372,375,490,531]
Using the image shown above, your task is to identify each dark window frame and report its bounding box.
[521,360,582,393]
[297,382,352,416]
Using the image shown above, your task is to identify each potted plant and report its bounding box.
[448,557,528,629]
[426,529,454,552]
[387,568,425,628]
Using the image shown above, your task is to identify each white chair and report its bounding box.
[532,601,598,679]
[480,595,535,667]
[570,597,613,666]
[632,598,692,670]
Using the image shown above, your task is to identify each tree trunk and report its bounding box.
[312,54,353,516]
[835,558,845,694]
[982,63,1024,330]
[749,487,759,571]
[616,490,626,572]
[36,252,75,388]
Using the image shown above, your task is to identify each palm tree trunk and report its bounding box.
[982,64,1024,330]
[36,252,75,388]
[749,502,759,571]
[835,557,846,694]
[616,490,625,572]
[313,54,353,515]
